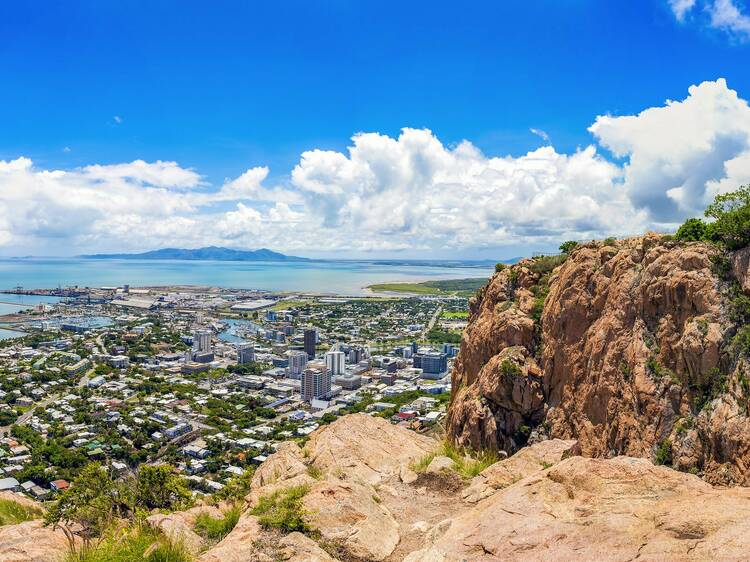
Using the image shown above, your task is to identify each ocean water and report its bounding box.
[0,293,63,315]
[0,258,493,296]
[0,328,26,340]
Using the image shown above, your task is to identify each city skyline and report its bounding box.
[1,1,750,259]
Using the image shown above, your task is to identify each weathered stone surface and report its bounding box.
[405,455,750,562]
[463,438,578,503]
[425,456,455,474]
[304,480,399,561]
[0,520,74,562]
[732,246,750,294]
[251,441,308,488]
[198,514,264,562]
[146,504,223,552]
[277,532,337,562]
[303,413,434,486]
[0,492,43,513]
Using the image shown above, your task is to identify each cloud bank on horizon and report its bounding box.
[1,79,750,258]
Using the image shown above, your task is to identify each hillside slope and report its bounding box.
[7,414,750,560]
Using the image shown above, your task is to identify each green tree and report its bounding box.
[674,217,707,242]
[45,463,132,541]
[704,185,750,250]
[135,465,192,511]
[559,240,578,254]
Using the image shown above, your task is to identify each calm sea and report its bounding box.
[0,258,493,296]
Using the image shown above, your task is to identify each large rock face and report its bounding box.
[406,455,750,562]
[220,414,436,562]
[448,235,750,483]
[0,520,73,562]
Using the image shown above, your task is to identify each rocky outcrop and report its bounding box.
[303,412,435,486]
[304,480,399,560]
[0,520,73,562]
[198,514,336,562]
[147,504,225,552]
[215,414,437,562]
[406,455,750,562]
[448,234,750,482]
[732,246,750,293]
[462,438,579,503]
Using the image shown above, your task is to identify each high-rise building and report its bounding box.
[237,344,255,364]
[301,366,331,401]
[193,329,212,353]
[191,329,214,362]
[417,352,448,379]
[325,350,345,376]
[348,346,365,364]
[288,350,308,378]
[303,328,317,359]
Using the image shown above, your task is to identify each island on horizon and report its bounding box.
[81,246,310,262]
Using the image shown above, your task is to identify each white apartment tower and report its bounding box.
[325,350,345,376]
[288,350,308,378]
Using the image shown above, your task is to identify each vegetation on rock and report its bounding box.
[63,523,192,562]
[411,440,499,479]
[194,504,242,541]
[250,484,311,533]
[0,497,43,526]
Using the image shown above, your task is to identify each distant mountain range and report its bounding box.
[82,246,309,262]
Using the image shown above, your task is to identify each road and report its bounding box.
[425,304,444,334]
[0,393,58,437]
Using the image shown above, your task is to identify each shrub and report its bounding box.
[306,464,323,480]
[693,367,728,412]
[250,485,310,533]
[603,237,616,246]
[730,291,750,324]
[212,468,254,502]
[64,523,192,562]
[495,263,507,273]
[528,253,567,274]
[559,241,578,254]
[46,463,132,539]
[619,362,631,381]
[500,359,523,378]
[675,218,707,242]
[732,326,750,358]
[194,504,241,541]
[655,439,673,466]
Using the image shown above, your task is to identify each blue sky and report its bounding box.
[0,1,749,258]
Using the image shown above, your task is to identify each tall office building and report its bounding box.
[303,328,317,359]
[417,352,448,379]
[301,366,331,401]
[237,343,255,364]
[325,350,345,376]
[288,350,308,378]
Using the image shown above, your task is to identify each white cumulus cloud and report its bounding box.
[668,0,750,40]
[1,79,750,257]
[590,78,750,222]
